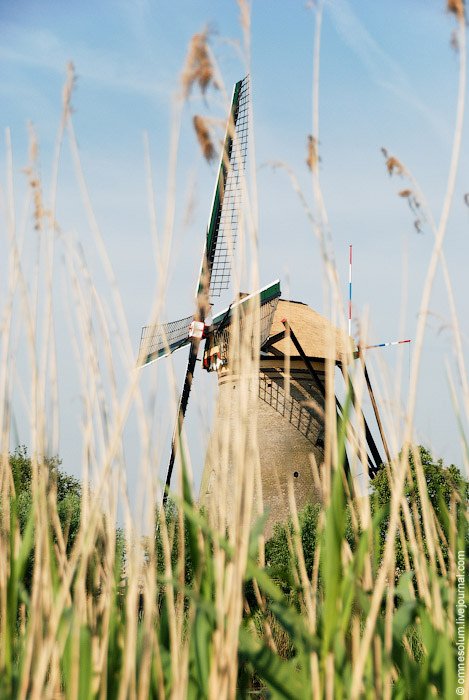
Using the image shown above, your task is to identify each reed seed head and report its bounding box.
[447,0,465,21]
[182,29,218,98]
[23,124,47,231]
[386,157,404,176]
[382,148,404,177]
[306,134,319,171]
[193,115,216,162]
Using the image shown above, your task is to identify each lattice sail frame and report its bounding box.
[211,299,278,363]
[139,279,281,368]
[139,315,193,365]
[203,280,281,370]
[205,75,249,301]
[139,77,250,368]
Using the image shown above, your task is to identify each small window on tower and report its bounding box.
[316,431,325,450]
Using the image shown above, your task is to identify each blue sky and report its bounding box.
[1,0,468,497]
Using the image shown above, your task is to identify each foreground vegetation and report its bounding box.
[0,444,466,697]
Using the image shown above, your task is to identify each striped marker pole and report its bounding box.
[348,244,352,337]
[364,339,411,350]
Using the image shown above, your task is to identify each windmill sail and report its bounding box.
[213,294,279,351]
[207,76,249,300]
[204,280,281,371]
[139,314,193,365]
[211,279,280,330]
[139,76,250,371]
[162,76,250,503]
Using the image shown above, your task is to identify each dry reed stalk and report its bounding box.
[379,451,429,602]
[350,11,467,691]
[29,282,148,698]
[324,355,337,479]
[117,536,139,700]
[2,125,64,698]
[271,467,302,593]
[383,557,395,700]
[63,74,169,511]
[205,163,262,698]
[410,445,447,624]
[49,60,183,696]
[0,41,188,700]
[59,87,158,652]
[0,131,28,678]
[251,577,278,654]
[395,170,467,438]
[237,0,251,63]
[309,0,348,329]
[448,491,459,631]
[159,501,181,690]
[287,479,315,628]
[325,650,334,700]
[395,160,469,432]
[372,633,383,699]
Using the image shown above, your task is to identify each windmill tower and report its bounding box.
[200,298,384,536]
[138,76,385,533]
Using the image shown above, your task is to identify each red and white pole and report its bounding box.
[364,339,411,350]
[348,244,352,337]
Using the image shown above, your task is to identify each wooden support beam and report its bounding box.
[262,329,287,349]
[359,353,391,465]
[281,319,380,476]
[339,363,383,477]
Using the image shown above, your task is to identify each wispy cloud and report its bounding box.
[326,0,450,141]
[0,21,170,100]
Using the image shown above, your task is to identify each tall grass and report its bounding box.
[0,2,467,698]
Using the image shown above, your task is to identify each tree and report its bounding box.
[7,446,126,601]
[371,444,468,575]
[9,445,82,553]
[154,498,196,588]
[265,503,321,587]
[4,446,83,593]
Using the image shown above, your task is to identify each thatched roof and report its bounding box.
[267,299,352,362]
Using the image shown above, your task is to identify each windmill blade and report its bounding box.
[163,77,249,504]
[209,76,249,299]
[163,342,199,506]
[138,314,194,366]
[196,75,250,315]
[212,279,280,346]
[212,279,280,327]
[203,280,281,371]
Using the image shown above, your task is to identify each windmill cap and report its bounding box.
[268,299,353,361]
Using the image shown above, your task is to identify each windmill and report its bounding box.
[200,297,386,535]
[138,76,387,533]
[138,76,280,504]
